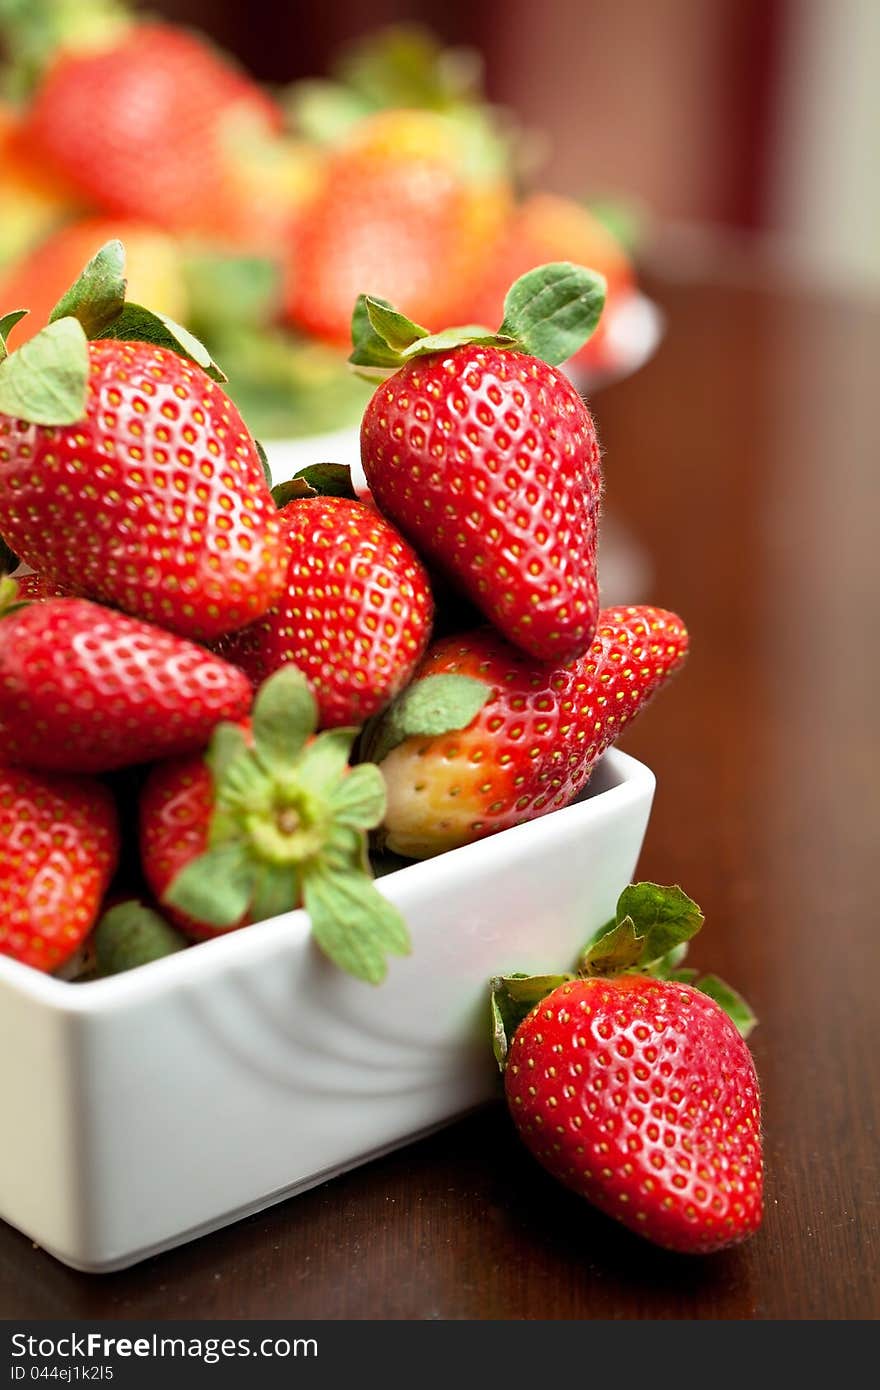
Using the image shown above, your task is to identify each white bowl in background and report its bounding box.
[0,749,655,1272]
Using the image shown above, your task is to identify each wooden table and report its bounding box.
[1,267,877,1321]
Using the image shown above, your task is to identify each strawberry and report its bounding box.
[493,884,763,1254]
[140,750,221,943]
[365,606,688,859]
[3,572,69,602]
[0,218,188,347]
[285,108,512,347]
[0,104,79,271]
[0,582,252,773]
[463,195,636,372]
[0,249,286,641]
[140,666,410,983]
[352,264,608,662]
[23,23,282,239]
[219,493,433,728]
[0,764,119,972]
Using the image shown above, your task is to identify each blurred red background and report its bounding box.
[150,0,783,231]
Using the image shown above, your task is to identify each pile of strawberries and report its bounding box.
[0,241,763,1258]
[0,9,639,440]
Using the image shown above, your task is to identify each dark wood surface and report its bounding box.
[1,269,877,1320]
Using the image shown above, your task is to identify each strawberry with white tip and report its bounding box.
[363,605,688,859]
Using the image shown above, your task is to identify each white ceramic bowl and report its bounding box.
[0,749,654,1272]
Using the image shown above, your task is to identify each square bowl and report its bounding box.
[0,748,655,1273]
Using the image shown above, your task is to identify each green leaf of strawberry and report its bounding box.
[95,900,187,976]
[498,261,606,365]
[580,882,705,975]
[491,972,573,1068]
[49,238,127,339]
[0,310,29,364]
[0,317,88,425]
[360,672,492,765]
[348,261,606,377]
[99,302,227,382]
[491,882,755,1060]
[159,664,412,984]
[271,463,358,508]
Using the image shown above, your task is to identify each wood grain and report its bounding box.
[1,270,877,1319]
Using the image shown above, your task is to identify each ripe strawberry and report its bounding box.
[285,109,511,347]
[140,666,411,983]
[219,496,433,728]
[0,765,119,972]
[0,104,78,271]
[0,218,188,347]
[0,339,285,641]
[370,606,688,859]
[503,974,763,1254]
[24,23,282,239]
[140,748,222,942]
[464,195,636,372]
[361,343,601,661]
[3,573,69,602]
[0,589,252,773]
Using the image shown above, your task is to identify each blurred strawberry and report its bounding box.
[0,104,80,270]
[212,134,323,258]
[285,108,512,346]
[23,22,283,240]
[0,217,187,346]
[464,194,636,370]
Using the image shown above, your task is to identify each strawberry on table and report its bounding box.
[354,263,607,662]
[0,580,252,774]
[0,241,286,641]
[140,665,410,984]
[493,884,763,1254]
[364,605,688,859]
[0,765,119,973]
[220,490,433,729]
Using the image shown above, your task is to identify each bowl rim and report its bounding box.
[0,747,654,1015]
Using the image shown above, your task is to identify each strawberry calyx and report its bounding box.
[491,883,757,1068]
[271,462,359,508]
[358,669,492,768]
[0,239,226,427]
[348,261,607,379]
[95,900,187,977]
[163,664,411,985]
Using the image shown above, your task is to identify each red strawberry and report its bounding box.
[4,572,69,601]
[140,747,223,942]
[285,109,511,347]
[370,605,688,859]
[219,496,433,728]
[503,974,763,1253]
[0,339,285,641]
[360,341,601,662]
[24,23,281,239]
[0,590,252,773]
[0,765,119,972]
[139,666,411,983]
